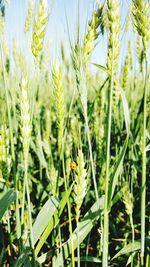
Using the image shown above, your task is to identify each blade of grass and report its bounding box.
[0,189,17,221]
[35,185,73,256]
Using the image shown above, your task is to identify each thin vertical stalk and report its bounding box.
[146,254,150,267]
[102,70,114,267]
[21,179,26,225]
[141,59,148,266]
[130,215,135,267]
[62,154,75,267]
[77,219,80,267]
[24,161,34,250]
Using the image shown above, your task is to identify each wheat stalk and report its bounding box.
[103,1,120,266]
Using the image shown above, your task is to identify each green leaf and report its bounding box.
[35,184,74,256]
[14,247,30,267]
[37,196,104,265]
[146,143,150,152]
[32,196,59,246]
[108,137,128,210]
[31,133,47,168]
[92,63,110,75]
[75,256,101,263]
[111,189,124,207]
[0,189,17,221]
[112,242,140,260]
[112,237,150,260]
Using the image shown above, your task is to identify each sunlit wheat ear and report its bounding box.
[74,149,87,222]
[94,89,105,155]
[122,41,133,90]
[132,0,150,59]
[31,0,48,66]
[52,63,65,154]
[65,134,73,179]
[0,125,11,179]
[107,0,120,74]
[83,4,103,64]
[43,109,51,143]
[24,0,34,33]
[106,0,121,111]
[70,116,82,148]
[125,7,132,32]
[136,36,144,72]
[13,39,25,70]
[20,77,32,164]
[122,181,133,217]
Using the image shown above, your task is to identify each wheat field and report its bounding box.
[0,0,150,266]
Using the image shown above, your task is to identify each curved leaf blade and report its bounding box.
[0,189,17,221]
[32,196,59,245]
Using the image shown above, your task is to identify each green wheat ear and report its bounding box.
[106,0,121,110]
[19,77,32,164]
[122,41,133,91]
[52,63,65,154]
[24,0,34,34]
[132,0,150,58]
[0,125,11,180]
[106,0,120,74]
[122,181,133,216]
[83,4,103,64]
[31,0,48,66]
[74,149,87,222]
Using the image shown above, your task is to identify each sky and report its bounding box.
[4,0,132,67]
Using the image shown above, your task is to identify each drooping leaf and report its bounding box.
[112,237,150,260]
[0,189,17,221]
[92,63,110,75]
[35,184,74,256]
[32,196,59,245]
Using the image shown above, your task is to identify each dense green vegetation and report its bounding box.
[0,0,150,266]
